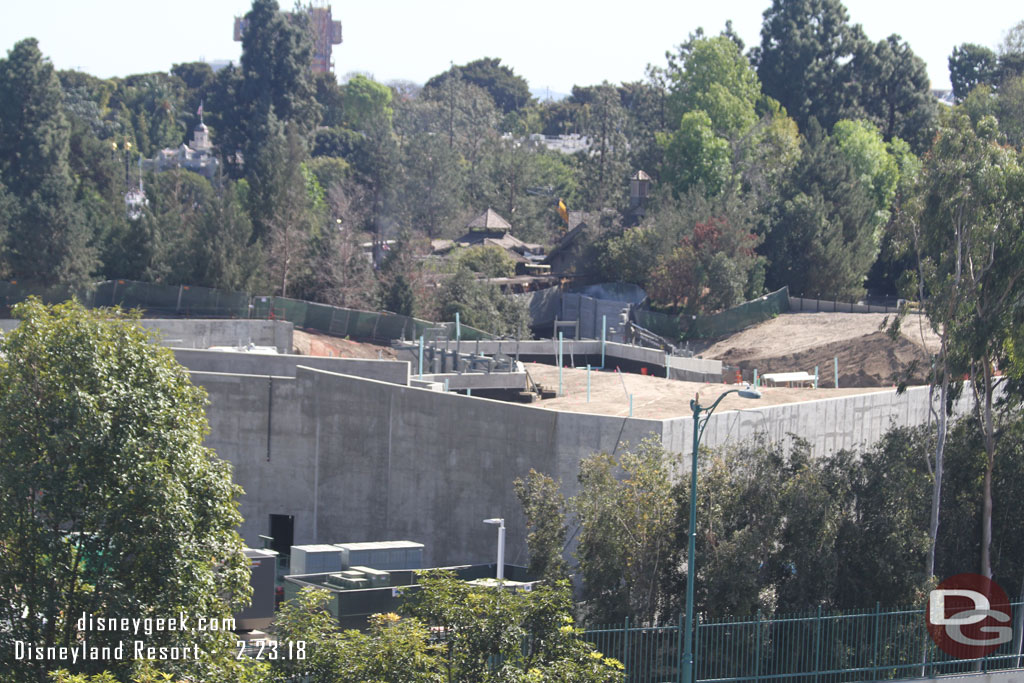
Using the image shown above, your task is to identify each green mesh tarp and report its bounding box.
[633,309,683,341]
[91,281,249,317]
[634,287,791,341]
[0,281,80,315]
[690,286,790,338]
[1,280,499,342]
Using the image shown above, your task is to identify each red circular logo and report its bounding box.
[927,574,1012,659]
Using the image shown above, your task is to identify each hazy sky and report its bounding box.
[1,1,1020,95]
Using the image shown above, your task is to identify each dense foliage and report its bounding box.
[517,416,1024,626]
[0,300,254,683]
[6,0,1019,326]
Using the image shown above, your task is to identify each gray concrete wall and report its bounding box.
[175,348,409,385]
[660,385,975,470]
[195,363,973,570]
[192,371,316,546]
[0,318,294,353]
[197,365,662,567]
[146,319,293,352]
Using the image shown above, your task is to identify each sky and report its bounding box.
[0,1,1020,96]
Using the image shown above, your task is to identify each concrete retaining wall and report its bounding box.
[145,319,293,352]
[789,296,906,314]
[195,366,661,567]
[175,348,409,385]
[661,385,974,470]
[0,318,294,353]
[195,361,972,569]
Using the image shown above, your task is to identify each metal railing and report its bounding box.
[584,602,1024,683]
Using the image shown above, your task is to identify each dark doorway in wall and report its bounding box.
[268,514,294,557]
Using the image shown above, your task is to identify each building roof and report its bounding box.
[632,170,652,181]
[466,208,512,231]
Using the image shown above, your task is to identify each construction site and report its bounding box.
[0,287,957,570]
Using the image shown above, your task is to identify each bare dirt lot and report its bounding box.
[292,329,397,359]
[525,362,888,420]
[698,312,940,388]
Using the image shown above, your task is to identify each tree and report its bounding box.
[573,437,676,624]
[404,572,624,682]
[454,245,516,278]
[665,35,762,141]
[755,0,868,131]
[184,179,263,292]
[649,215,760,314]
[659,110,732,198]
[269,586,445,683]
[437,266,529,337]
[0,38,95,287]
[912,111,1024,578]
[425,57,533,114]
[342,74,394,130]
[577,83,630,209]
[514,469,570,584]
[831,119,899,218]
[762,121,878,299]
[0,300,251,682]
[851,35,936,153]
[948,43,999,102]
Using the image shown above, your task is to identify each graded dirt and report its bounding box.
[525,362,889,420]
[698,312,940,388]
[292,329,397,360]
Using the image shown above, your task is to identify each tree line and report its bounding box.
[2,0,1024,329]
[516,414,1024,628]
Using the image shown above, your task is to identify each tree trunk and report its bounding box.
[926,370,949,579]
[980,354,996,578]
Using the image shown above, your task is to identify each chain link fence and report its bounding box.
[1,280,495,343]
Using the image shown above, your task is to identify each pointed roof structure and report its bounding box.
[466,208,512,232]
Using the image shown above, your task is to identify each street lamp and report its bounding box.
[483,518,505,580]
[682,386,761,683]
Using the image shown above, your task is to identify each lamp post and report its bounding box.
[682,386,761,683]
[483,518,505,580]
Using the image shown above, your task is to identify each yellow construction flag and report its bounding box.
[557,198,568,225]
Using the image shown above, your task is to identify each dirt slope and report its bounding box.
[700,313,939,387]
[292,330,397,359]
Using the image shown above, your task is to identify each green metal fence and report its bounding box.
[1,279,497,343]
[251,296,495,343]
[584,602,1024,683]
[635,287,791,342]
[277,602,1024,683]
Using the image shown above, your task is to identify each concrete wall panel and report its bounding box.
[176,349,409,384]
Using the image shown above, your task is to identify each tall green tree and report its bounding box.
[762,121,878,299]
[913,111,1024,578]
[0,39,95,287]
[514,469,570,584]
[851,35,937,153]
[577,83,630,210]
[754,0,867,131]
[948,43,999,101]
[573,438,676,625]
[425,57,533,114]
[665,35,762,141]
[0,300,251,682]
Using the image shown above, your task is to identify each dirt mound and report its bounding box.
[292,330,397,359]
[717,330,931,387]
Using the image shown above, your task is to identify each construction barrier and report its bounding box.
[1,280,496,343]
